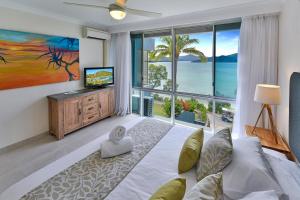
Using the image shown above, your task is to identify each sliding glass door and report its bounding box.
[131,22,240,133]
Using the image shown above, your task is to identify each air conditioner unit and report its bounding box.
[131,95,153,117]
[82,27,111,40]
[143,97,153,117]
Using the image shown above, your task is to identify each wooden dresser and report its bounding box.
[48,87,115,139]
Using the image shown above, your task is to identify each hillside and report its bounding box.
[150,53,238,63]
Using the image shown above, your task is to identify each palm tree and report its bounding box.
[153,35,207,62]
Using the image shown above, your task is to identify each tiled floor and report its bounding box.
[0,114,139,197]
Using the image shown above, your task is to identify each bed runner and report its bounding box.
[21,119,173,200]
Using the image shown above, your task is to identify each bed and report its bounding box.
[17,116,300,200]
[104,120,300,200]
[104,74,300,200]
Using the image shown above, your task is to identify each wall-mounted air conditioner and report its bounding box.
[82,27,111,40]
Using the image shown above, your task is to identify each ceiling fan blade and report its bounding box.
[125,7,162,18]
[63,2,109,10]
[116,0,127,7]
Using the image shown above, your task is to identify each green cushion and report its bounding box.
[149,178,186,200]
[178,129,204,174]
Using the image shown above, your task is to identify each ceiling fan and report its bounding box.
[63,0,162,20]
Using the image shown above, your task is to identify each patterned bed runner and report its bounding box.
[21,119,173,200]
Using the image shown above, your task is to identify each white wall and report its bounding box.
[0,7,104,149]
[277,0,300,141]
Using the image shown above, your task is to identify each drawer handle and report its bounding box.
[88,98,93,101]
[78,108,81,116]
[88,116,94,120]
[88,107,94,111]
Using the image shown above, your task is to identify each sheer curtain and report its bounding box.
[109,32,132,116]
[232,15,279,138]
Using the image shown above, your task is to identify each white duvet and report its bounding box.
[105,124,211,200]
[104,122,296,200]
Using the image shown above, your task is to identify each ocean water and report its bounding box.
[150,61,237,99]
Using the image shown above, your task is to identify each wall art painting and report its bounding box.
[0,29,80,90]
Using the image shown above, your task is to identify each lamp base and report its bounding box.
[251,104,278,144]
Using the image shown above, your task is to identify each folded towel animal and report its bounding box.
[101,136,134,158]
[109,125,126,144]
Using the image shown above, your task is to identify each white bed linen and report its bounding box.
[223,137,286,200]
[238,190,279,200]
[105,124,213,200]
[262,147,287,160]
[265,154,300,200]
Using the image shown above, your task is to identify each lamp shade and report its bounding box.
[254,84,281,105]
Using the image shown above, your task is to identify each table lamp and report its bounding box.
[252,84,281,144]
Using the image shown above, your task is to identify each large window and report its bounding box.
[131,34,143,88]
[143,31,172,91]
[175,26,214,95]
[215,24,240,99]
[131,23,240,133]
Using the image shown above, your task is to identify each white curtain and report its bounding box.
[109,32,132,116]
[232,15,279,138]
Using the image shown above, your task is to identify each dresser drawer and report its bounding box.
[83,94,97,105]
[83,103,99,115]
[83,113,99,125]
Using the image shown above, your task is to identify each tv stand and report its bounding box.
[47,87,115,139]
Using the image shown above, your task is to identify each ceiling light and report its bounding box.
[109,4,126,20]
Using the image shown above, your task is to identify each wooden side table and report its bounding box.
[245,125,296,161]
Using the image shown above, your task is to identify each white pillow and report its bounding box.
[264,153,300,200]
[223,137,287,200]
[263,147,287,160]
[238,190,279,200]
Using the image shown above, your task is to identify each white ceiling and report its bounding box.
[0,0,282,29]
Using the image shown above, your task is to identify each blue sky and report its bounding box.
[152,29,240,57]
[86,68,112,75]
[0,29,79,51]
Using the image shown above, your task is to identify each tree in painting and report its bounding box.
[38,39,79,81]
[60,38,77,48]
[0,49,7,63]
[0,29,80,90]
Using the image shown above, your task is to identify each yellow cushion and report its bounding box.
[149,178,186,200]
[178,128,204,174]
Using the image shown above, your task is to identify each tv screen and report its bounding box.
[84,67,114,88]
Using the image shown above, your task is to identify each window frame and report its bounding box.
[130,22,241,132]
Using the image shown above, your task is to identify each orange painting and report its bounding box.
[0,29,80,90]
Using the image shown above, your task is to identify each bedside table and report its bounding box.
[245,125,294,160]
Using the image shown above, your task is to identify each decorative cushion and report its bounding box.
[215,128,232,145]
[178,129,204,173]
[196,130,233,181]
[149,178,186,200]
[184,172,223,200]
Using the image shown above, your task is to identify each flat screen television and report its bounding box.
[84,67,114,88]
